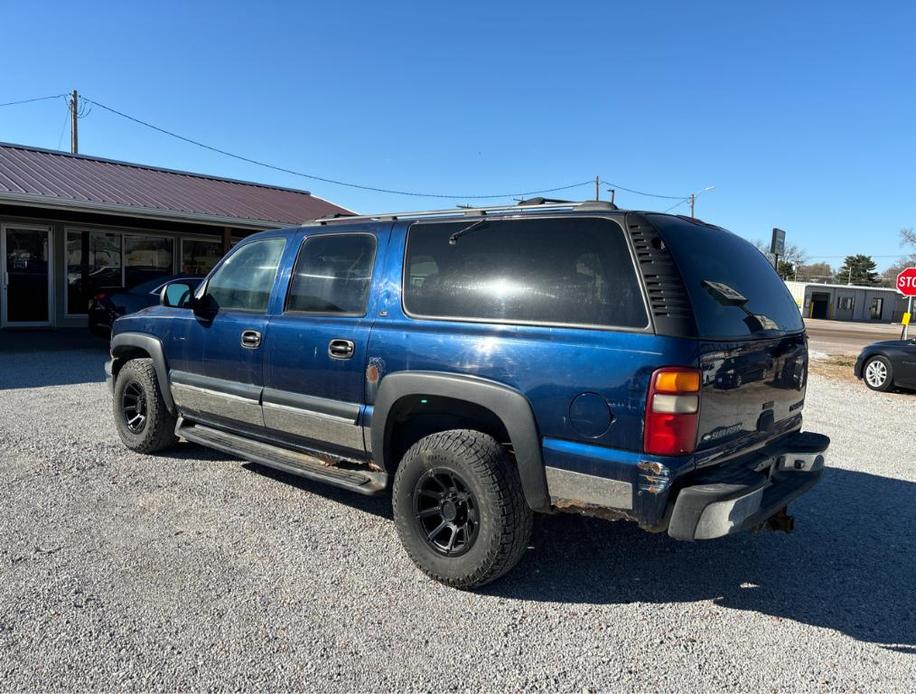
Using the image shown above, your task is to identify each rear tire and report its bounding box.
[113,358,178,453]
[392,429,533,589]
[863,355,893,392]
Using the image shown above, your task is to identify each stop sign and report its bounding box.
[897,267,916,296]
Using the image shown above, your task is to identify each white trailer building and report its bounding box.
[784,280,908,323]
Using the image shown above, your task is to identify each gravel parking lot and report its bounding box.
[1,343,914,691]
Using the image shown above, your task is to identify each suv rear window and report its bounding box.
[404,217,647,329]
[286,233,376,315]
[648,215,804,339]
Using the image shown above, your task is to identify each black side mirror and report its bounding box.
[160,281,196,308]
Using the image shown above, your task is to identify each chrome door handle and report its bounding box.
[328,338,355,359]
[241,329,262,349]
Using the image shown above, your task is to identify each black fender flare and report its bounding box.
[110,332,175,413]
[371,371,549,512]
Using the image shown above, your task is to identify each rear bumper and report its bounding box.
[667,431,829,540]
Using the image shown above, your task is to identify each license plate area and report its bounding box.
[754,455,780,480]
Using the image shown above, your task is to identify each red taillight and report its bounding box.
[94,292,108,301]
[644,367,701,456]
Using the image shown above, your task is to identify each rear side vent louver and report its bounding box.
[626,213,697,337]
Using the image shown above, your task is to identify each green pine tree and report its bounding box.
[836,255,880,285]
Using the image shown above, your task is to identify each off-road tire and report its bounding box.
[113,358,178,453]
[392,429,533,589]
[863,355,894,392]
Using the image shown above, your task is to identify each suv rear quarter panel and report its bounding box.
[366,218,698,466]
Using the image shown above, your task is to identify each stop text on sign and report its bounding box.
[897,267,916,296]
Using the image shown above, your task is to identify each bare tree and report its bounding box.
[901,227,916,247]
[753,240,809,266]
[886,227,916,281]
[796,261,833,283]
[753,240,810,278]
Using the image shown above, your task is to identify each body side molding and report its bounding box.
[110,332,175,413]
[371,371,549,512]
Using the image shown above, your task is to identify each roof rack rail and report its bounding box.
[306,199,618,226]
[516,196,574,206]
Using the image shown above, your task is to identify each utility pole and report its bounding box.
[608,188,616,206]
[688,186,716,217]
[594,176,600,201]
[69,89,79,154]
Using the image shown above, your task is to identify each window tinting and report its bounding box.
[286,234,376,314]
[203,238,285,312]
[647,214,804,338]
[404,217,647,328]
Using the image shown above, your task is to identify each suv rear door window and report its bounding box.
[203,238,285,312]
[404,217,647,329]
[285,233,376,315]
[647,214,804,339]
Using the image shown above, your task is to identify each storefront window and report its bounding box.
[181,238,223,275]
[66,231,122,314]
[124,236,173,289]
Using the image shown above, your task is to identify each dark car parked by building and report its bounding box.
[106,200,829,588]
[854,339,916,391]
[89,274,202,335]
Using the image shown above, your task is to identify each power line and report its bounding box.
[56,102,70,150]
[600,180,688,200]
[664,199,689,213]
[81,95,596,200]
[10,93,698,203]
[0,93,67,108]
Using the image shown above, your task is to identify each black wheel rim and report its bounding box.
[122,381,147,434]
[412,467,479,557]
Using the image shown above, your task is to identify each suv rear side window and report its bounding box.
[286,233,376,315]
[404,217,647,328]
[648,214,804,339]
[203,238,285,312]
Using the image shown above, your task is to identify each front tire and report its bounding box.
[392,429,533,589]
[863,355,893,392]
[113,358,178,453]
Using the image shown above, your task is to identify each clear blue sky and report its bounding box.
[1,1,914,270]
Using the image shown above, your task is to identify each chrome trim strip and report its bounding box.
[545,466,633,510]
[262,401,364,451]
[171,382,263,427]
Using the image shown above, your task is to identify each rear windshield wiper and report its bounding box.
[702,280,778,334]
[702,280,748,306]
[448,219,488,246]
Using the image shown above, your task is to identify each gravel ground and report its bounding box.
[1,346,914,691]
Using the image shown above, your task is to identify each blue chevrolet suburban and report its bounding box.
[107,200,829,588]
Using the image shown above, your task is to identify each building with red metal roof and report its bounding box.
[0,142,351,328]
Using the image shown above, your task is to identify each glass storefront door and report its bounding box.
[2,225,52,326]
